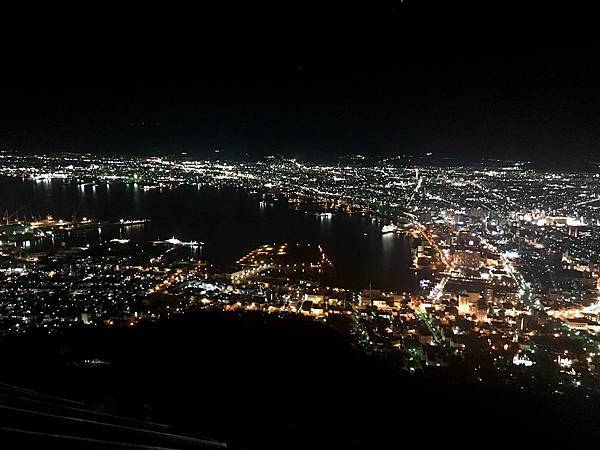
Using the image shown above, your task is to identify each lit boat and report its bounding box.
[110,238,130,244]
[165,237,203,247]
[382,223,400,234]
[119,219,149,225]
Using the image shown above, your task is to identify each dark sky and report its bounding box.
[1,2,599,164]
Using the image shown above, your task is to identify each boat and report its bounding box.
[110,238,130,244]
[381,223,400,234]
[118,219,150,225]
[164,237,203,247]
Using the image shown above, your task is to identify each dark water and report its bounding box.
[0,178,416,291]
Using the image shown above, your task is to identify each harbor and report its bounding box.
[0,213,150,244]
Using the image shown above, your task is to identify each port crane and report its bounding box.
[2,207,25,225]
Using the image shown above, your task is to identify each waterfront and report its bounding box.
[0,177,416,291]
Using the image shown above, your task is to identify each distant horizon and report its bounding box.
[2,147,599,171]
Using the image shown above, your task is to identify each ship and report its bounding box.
[118,218,150,225]
[381,223,400,234]
[164,237,203,247]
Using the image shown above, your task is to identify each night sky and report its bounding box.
[1,2,599,164]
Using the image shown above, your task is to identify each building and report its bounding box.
[453,249,480,270]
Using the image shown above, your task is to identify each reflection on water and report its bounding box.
[1,178,416,291]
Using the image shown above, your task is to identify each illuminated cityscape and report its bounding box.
[3,150,600,400]
[2,4,600,446]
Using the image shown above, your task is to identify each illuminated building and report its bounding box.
[452,250,480,270]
